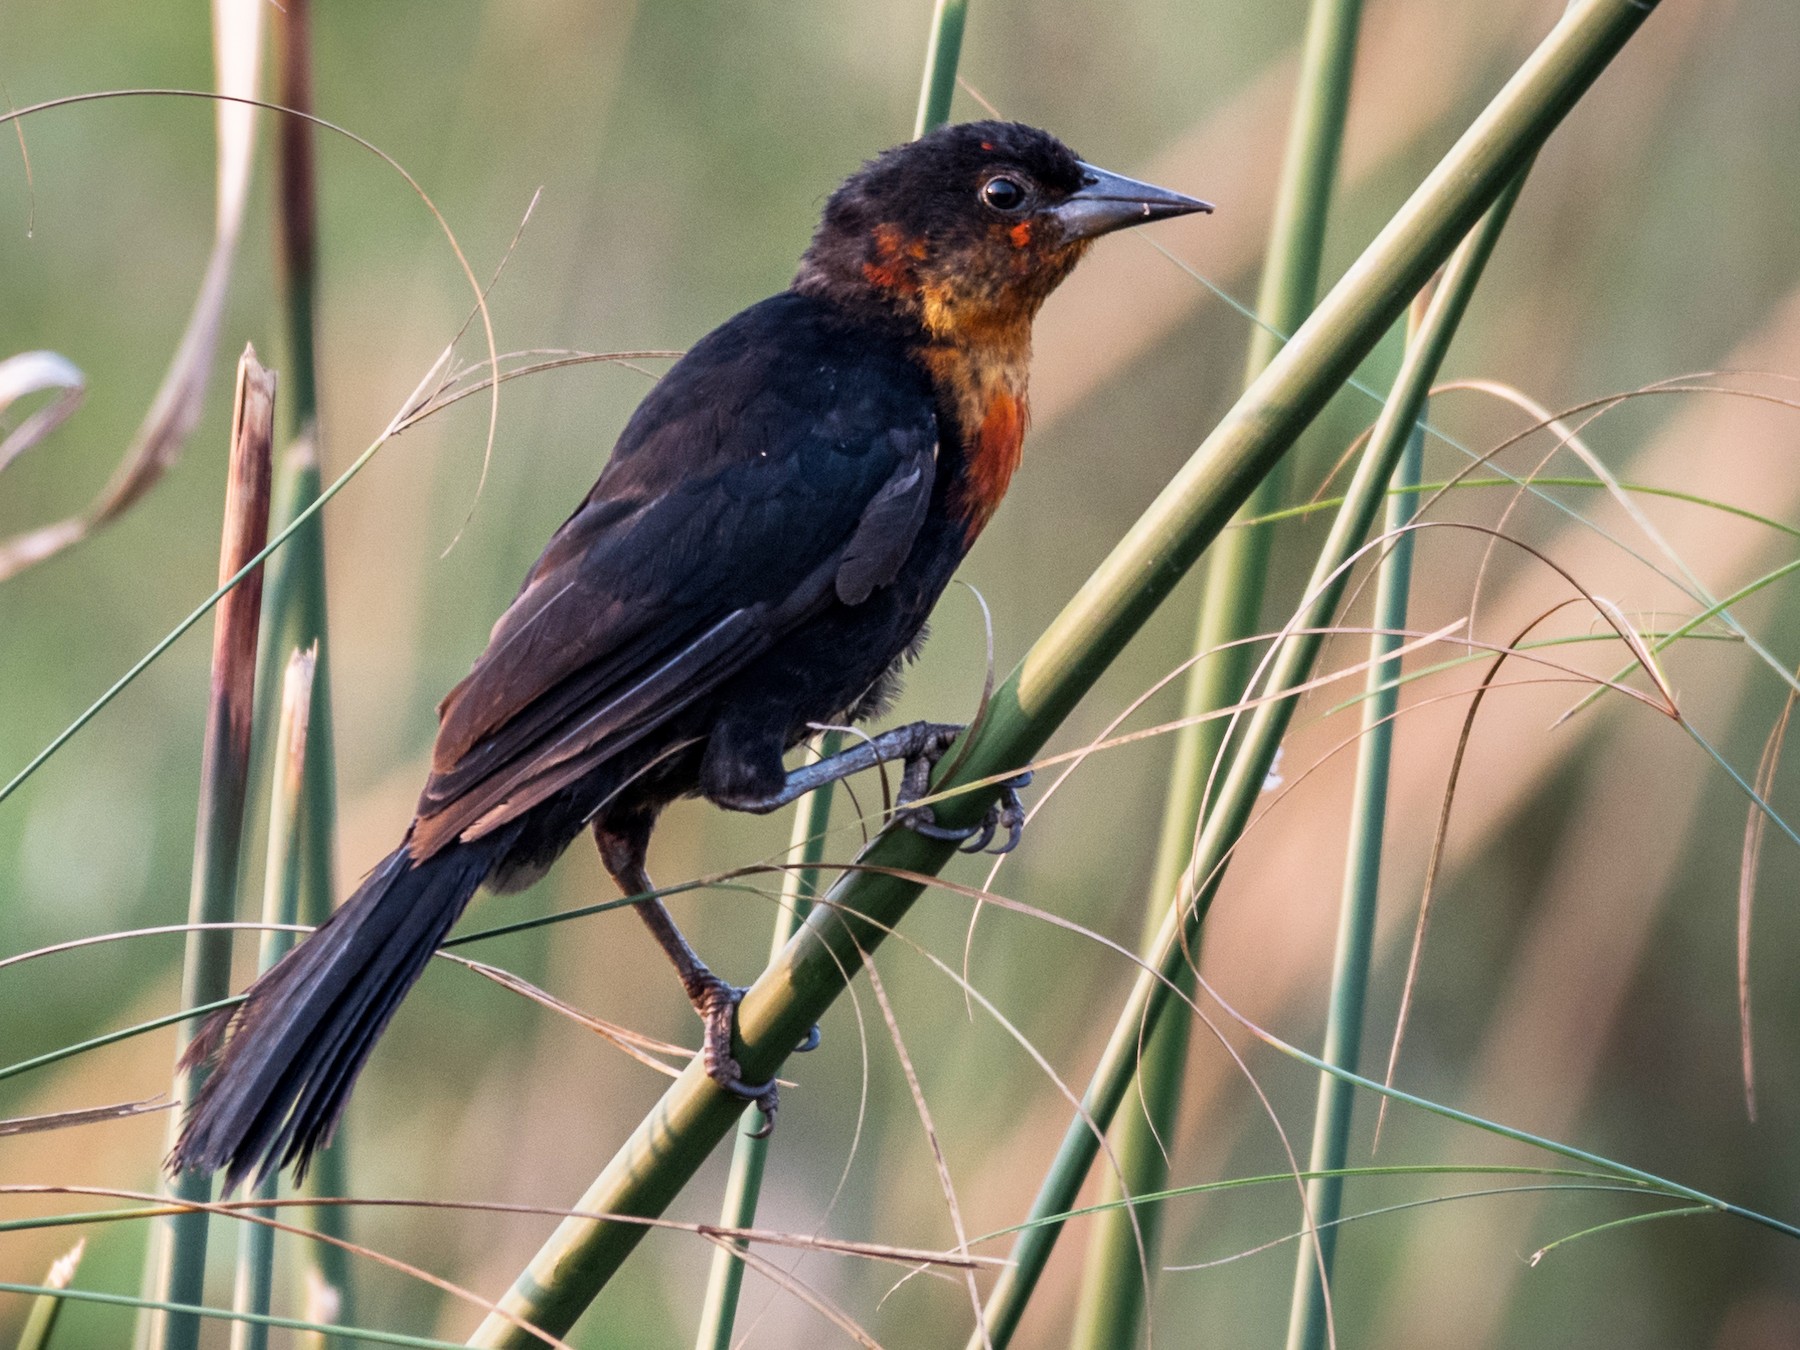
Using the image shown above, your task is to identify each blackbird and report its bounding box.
[171,120,1209,1188]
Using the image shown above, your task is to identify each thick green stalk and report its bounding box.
[466,5,1660,1341]
[912,0,969,138]
[232,649,316,1350]
[692,733,843,1349]
[1283,384,1424,1350]
[1069,2,1363,1343]
[1281,171,1528,1349]
[143,352,276,1350]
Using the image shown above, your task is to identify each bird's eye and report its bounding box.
[980,175,1029,213]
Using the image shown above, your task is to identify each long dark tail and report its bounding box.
[169,832,505,1190]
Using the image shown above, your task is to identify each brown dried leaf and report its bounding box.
[0,1096,170,1137]
[0,350,84,476]
[0,0,264,582]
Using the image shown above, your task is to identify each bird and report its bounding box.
[169,120,1209,1189]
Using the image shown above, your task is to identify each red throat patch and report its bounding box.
[956,388,1027,540]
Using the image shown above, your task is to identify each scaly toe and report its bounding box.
[697,980,782,1134]
[895,803,982,843]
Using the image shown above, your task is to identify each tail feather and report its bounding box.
[170,834,505,1190]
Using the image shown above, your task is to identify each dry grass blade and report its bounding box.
[1444,377,1764,660]
[1736,678,1796,1122]
[142,342,275,1350]
[1373,597,1604,1146]
[0,4,265,582]
[0,922,306,977]
[0,1097,170,1137]
[2,1186,994,1271]
[207,348,278,784]
[857,953,987,1347]
[0,351,84,476]
[3,80,34,238]
[12,1186,579,1350]
[449,956,693,1076]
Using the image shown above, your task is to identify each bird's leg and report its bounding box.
[709,719,1032,854]
[594,819,815,1136]
[710,721,966,813]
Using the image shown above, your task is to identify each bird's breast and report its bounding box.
[956,386,1026,539]
[919,334,1032,544]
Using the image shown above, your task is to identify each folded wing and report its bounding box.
[411,300,937,856]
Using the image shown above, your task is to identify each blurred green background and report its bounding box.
[4,0,1800,1345]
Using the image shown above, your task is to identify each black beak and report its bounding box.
[1048,162,1213,242]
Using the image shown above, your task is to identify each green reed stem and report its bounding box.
[913,0,970,138]
[258,2,354,1334]
[1280,168,1526,1350]
[692,733,844,1350]
[695,13,957,1334]
[1282,348,1423,1350]
[1069,3,1363,1343]
[14,1240,84,1350]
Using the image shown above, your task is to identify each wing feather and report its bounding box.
[409,294,937,857]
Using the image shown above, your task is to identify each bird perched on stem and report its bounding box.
[171,120,1209,1188]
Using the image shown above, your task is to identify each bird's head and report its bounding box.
[795,120,1210,342]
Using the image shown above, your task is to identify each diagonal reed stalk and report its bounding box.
[254,0,356,1336]
[693,12,966,1337]
[1069,2,1363,1343]
[691,735,843,1349]
[466,3,1661,1342]
[141,347,276,1350]
[1281,170,1529,1350]
[231,647,317,1350]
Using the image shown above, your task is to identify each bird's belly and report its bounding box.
[725,528,961,750]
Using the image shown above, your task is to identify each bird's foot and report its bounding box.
[688,975,818,1139]
[892,725,1034,854]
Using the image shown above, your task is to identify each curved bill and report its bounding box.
[1049,162,1214,242]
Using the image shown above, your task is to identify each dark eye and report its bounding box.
[980,175,1029,213]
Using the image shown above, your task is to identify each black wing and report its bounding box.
[410,293,936,854]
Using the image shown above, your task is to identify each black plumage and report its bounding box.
[171,121,1208,1187]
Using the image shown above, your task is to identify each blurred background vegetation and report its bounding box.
[3,0,1800,1345]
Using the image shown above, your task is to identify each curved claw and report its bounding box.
[719,1074,779,1137]
[986,771,1033,855]
[897,805,981,842]
[794,1023,822,1054]
[957,815,998,853]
